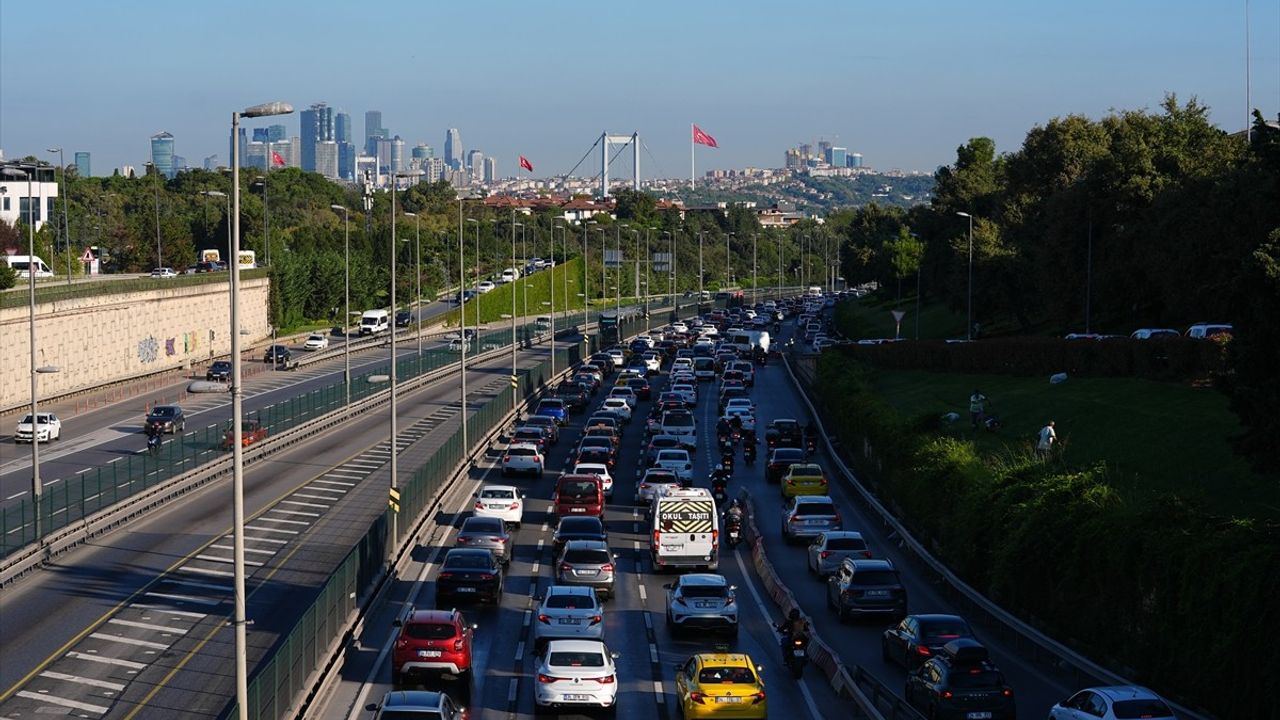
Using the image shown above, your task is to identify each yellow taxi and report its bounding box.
[674,651,768,718]
[781,463,828,498]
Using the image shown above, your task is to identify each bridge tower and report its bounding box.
[600,131,639,199]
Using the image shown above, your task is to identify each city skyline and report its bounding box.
[2,1,1277,177]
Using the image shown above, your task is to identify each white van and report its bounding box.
[650,488,719,571]
[3,255,54,278]
[359,309,390,335]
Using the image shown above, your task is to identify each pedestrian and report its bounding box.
[968,389,988,430]
[1037,420,1057,460]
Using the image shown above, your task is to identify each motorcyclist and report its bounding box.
[776,608,810,656]
[724,498,744,527]
[716,417,732,444]
[743,438,757,463]
[146,426,162,454]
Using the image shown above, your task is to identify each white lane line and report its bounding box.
[507,678,518,703]
[270,509,321,518]
[210,544,275,556]
[296,491,341,500]
[161,578,230,592]
[145,591,220,606]
[15,690,109,714]
[88,632,169,650]
[5,491,26,500]
[242,535,289,545]
[256,516,310,525]
[649,644,659,664]
[321,475,361,482]
[133,604,207,619]
[66,651,145,670]
[282,500,329,509]
[638,584,647,602]
[180,566,234,577]
[39,670,127,691]
[514,641,525,662]
[653,680,666,704]
[344,461,382,468]
[522,610,532,629]
[196,554,264,567]
[108,618,189,634]
[246,523,301,533]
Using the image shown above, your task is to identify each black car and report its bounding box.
[555,382,590,412]
[575,447,613,469]
[765,447,808,483]
[905,640,1016,720]
[395,310,412,327]
[765,418,804,449]
[436,548,503,604]
[145,405,186,434]
[717,386,750,413]
[206,360,232,382]
[626,377,651,400]
[263,345,292,363]
[827,558,908,622]
[552,516,608,554]
[882,614,976,670]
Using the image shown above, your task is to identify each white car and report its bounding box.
[599,398,632,424]
[304,334,329,351]
[664,573,739,638]
[721,409,756,432]
[478,280,497,293]
[500,268,519,283]
[653,449,694,481]
[636,468,682,503]
[573,462,614,498]
[1048,686,1175,720]
[607,386,637,409]
[641,352,662,373]
[672,358,693,374]
[633,335,655,349]
[724,398,755,416]
[670,384,698,406]
[532,586,604,650]
[502,442,544,477]
[15,413,61,443]
[473,484,525,527]
[671,321,688,333]
[150,267,178,278]
[533,640,618,713]
[605,349,625,368]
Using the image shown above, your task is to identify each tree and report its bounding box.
[883,227,924,300]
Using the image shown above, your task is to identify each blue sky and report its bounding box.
[2,0,1276,178]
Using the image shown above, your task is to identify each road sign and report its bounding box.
[388,487,401,513]
[603,249,623,269]
[81,248,94,262]
[890,309,906,340]
[510,374,519,388]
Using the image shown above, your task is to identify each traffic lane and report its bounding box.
[744,344,1072,717]
[0,343,558,699]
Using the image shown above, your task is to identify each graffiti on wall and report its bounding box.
[137,336,160,364]
[138,332,201,363]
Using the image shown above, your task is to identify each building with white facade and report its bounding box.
[0,162,58,233]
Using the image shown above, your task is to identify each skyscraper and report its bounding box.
[848,153,864,168]
[445,128,462,169]
[74,152,91,177]
[230,127,247,167]
[314,141,339,179]
[467,150,484,180]
[335,112,352,144]
[300,102,335,172]
[825,146,846,167]
[375,138,393,173]
[253,128,270,142]
[483,156,497,184]
[365,111,385,142]
[339,143,356,180]
[412,144,433,160]
[266,124,287,142]
[151,131,176,178]
[391,136,406,173]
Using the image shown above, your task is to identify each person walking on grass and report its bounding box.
[1037,420,1057,460]
[969,389,988,430]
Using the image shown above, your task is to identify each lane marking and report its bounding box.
[210,544,275,556]
[194,554,264,567]
[246,523,300,533]
[176,566,234,578]
[242,535,288,545]
[65,652,145,670]
[159,578,230,592]
[257,516,310,525]
[107,618,188,634]
[132,605,207,619]
[87,633,169,650]
[514,641,525,662]
[296,491,342,500]
[282,500,329,509]
[320,475,361,482]
[39,670,127,691]
[14,690,109,714]
[144,592,220,606]
[269,509,321,518]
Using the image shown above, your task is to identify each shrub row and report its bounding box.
[830,335,1228,380]
[811,353,1276,718]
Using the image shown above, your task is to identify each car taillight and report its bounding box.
[537,674,561,684]
[819,550,832,559]
[538,614,551,624]
[790,516,802,523]
[1002,688,1013,697]
[438,572,453,579]
[396,638,408,648]
[941,690,954,699]
[601,563,614,572]
[750,691,766,704]
[589,614,602,625]
[653,530,661,545]
[560,563,573,573]
[454,637,465,651]
[474,501,485,510]
[509,502,521,510]
[689,692,707,704]
[595,675,615,684]
[503,456,511,463]
[711,529,719,546]
[916,645,932,656]
[862,550,873,558]
[478,573,494,580]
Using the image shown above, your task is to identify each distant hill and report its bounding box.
[659,172,935,213]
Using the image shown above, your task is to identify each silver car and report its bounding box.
[781,495,842,544]
[454,516,511,564]
[532,585,605,651]
[555,540,616,600]
[664,573,738,637]
[806,531,871,577]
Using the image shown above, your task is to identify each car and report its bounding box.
[390,608,477,686]
[577,435,618,464]
[436,548,503,605]
[532,640,618,713]
[303,333,329,351]
[782,463,827,498]
[533,585,605,650]
[607,386,637,409]
[660,409,697,444]
[672,358,694,374]
[765,418,804,449]
[806,531,872,577]
[553,475,604,518]
[644,435,684,467]
[721,408,756,432]
[585,413,620,433]
[365,690,468,719]
[674,652,768,720]
[572,371,601,393]
[636,468,681,503]
[395,310,412,327]
[605,348,625,367]
[1185,322,1233,339]
[221,419,268,449]
[641,352,662,374]
[552,516,608,554]
[626,376,652,400]
[573,462,615,498]
[555,382,590,412]
[511,426,549,452]
[473,485,524,527]
[145,404,186,434]
[15,412,62,443]
[905,640,1016,720]
[477,281,496,293]
[501,442,544,477]
[664,573,739,637]
[826,558,907,622]
[263,344,292,364]
[150,267,178,278]
[520,416,559,444]
[882,614,976,670]
[653,449,694,481]
[1048,685,1176,720]
[717,386,750,413]
[206,360,233,382]
[781,495,841,543]
[447,337,472,352]
[765,447,807,483]
[1129,328,1180,340]
[555,540,617,599]
[454,516,512,565]
[500,268,519,283]
[599,398,633,423]
[534,398,568,425]
[693,356,717,380]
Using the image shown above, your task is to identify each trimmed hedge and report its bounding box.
[812,353,1277,718]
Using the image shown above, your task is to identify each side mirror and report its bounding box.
[662,583,673,589]
[392,619,402,628]
[610,652,621,659]
[365,703,379,711]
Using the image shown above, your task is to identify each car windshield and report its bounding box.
[773,449,805,461]
[562,548,611,564]
[773,421,799,433]
[919,622,971,642]
[651,438,678,449]
[793,502,835,516]
[851,570,899,585]
[558,518,602,533]
[698,666,756,684]
[462,518,503,533]
[515,430,543,441]
[480,489,515,499]
[680,585,727,599]
[947,668,1004,688]
[1112,700,1174,719]
[443,553,491,569]
[645,473,677,483]
[559,481,599,499]
[657,451,688,462]
[826,537,867,551]
[663,413,693,427]
[548,651,605,668]
[545,593,598,609]
[404,622,456,640]
[538,401,564,410]
[149,407,178,418]
[508,447,537,456]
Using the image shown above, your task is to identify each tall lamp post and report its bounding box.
[46,148,72,286]
[230,101,292,720]
[751,233,758,304]
[511,218,523,414]
[330,204,353,404]
[388,170,422,556]
[466,217,481,441]
[404,211,423,362]
[956,212,975,341]
[144,161,163,269]
[697,231,704,310]
[458,202,469,455]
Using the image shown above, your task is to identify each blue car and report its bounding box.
[534,398,568,426]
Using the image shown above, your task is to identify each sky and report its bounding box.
[1,0,1277,179]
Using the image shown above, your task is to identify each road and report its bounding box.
[0,332,568,718]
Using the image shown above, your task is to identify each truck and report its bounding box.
[237,250,256,269]
[201,249,222,264]
[725,329,770,356]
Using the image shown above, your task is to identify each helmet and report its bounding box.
[788,608,801,621]
[715,464,723,471]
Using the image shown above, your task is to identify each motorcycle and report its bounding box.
[775,627,809,678]
[724,513,743,549]
[743,443,757,464]
[711,484,729,508]
[146,431,162,456]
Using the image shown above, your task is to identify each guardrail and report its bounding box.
[0,268,273,309]
[779,351,1211,720]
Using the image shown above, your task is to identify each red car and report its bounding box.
[391,608,476,687]
[222,419,268,450]
[553,474,604,518]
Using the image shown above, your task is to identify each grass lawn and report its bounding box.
[437,257,588,327]
[834,294,1030,341]
[871,369,1278,520]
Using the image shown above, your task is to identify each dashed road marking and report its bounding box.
[144,591,220,606]
[107,618,188,634]
[39,671,126,691]
[15,690,109,714]
[87,633,168,650]
[65,652,145,670]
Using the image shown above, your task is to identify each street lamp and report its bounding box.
[956,211,974,341]
[228,100,292,720]
[457,201,469,455]
[510,217,522,414]
[46,148,72,286]
[252,176,269,268]
[330,204,353,404]
[584,220,597,340]
[697,231,704,310]
[388,170,423,557]
[403,211,423,363]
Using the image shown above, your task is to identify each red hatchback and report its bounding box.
[553,475,604,519]
[392,608,476,686]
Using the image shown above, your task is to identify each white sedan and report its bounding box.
[573,462,614,498]
[15,413,62,443]
[304,334,330,351]
[473,485,524,527]
[150,267,178,278]
[600,398,632,423]
[533,640,618,713]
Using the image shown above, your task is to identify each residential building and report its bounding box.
[445,128,462,169]
[0,161,58,232]
[74,152,90,177]
[150,131,176,178]
[467,150,484,180]
[300,102,335,172]
[483,156,497,183]
[424,157,445,181]
[314,141,339,179]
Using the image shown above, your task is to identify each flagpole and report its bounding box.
[690,122,695,190]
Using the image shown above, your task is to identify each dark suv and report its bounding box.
[263,345,292,363]
[395,310,412,327]
[905,639,1016,720]
[390,608,476,687]
[826,558,907,622]
[206,360,232,382]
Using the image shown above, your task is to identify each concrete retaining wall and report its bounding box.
[0,278,271,412]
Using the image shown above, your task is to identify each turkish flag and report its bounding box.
[271,151,285,167]
[692,124,718,148]
[519,155,534,172]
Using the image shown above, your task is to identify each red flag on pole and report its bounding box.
[519,155,534,172]
[271,151,286,167]
[692,125,719,148]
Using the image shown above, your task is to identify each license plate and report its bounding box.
[575,569,598,576]
[570,507,586,513]
[792,649,805,657]
[716,697,742,703]
[966,714,992,720]
[418,650,442,658]
[806,519,826,525]
[695,601,715,608]
[456,586,477,593]
[557,618,580,625]
[564,694,590,701]
[487,504,506,509]
[866,590,889,597]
